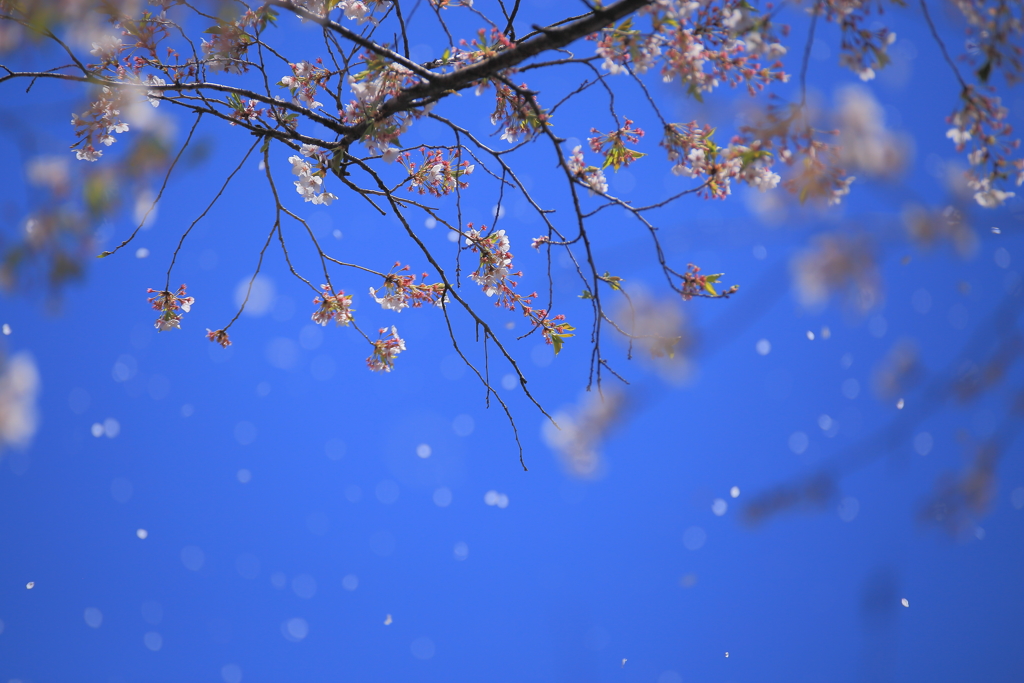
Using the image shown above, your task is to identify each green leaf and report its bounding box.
[97,251,113,258]
[579,290,593,299]
[599,272,624,290]
[552,335,563,355]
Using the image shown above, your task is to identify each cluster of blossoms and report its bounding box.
[90,34,123,66]
[367,326,406,372]
[592,2,789,97]
[522,304,575,355]
[226,93,263,125]
[837,30,896,82]
[369,264,448,311]
[142,74,168,107]
[817,0,898,82]
[593,16,668,75]
[791,234,880,311]
[661,122,781,199]
[336,0,385,24]
[953,0,1023,85]
[945,89,1021,208]
[721,5,787,59]
[730,104,857,205]
[588,119,646,171]
[566,146,609,196]
[450,28,516,72]
[292,0,388,23]
[464,225,574,352]
[289,144,337,205]
[679,263,738,301]
[200,8,275,74]
[400,148,475,197]
[489,82,549,144]
[206,328,232,348]
[465,226,516,299]
[147,285,194,331]
[343,56,426,155]
[71,20,174,160]
[70,86,129,162]
[444,30,551,144]
[279,60,331,109]
[311,285,355,326]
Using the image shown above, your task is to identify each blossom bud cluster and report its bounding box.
[679,263,738,301]
[206,328,232,347]
[401,148,475,197]
[367,326,406,372]
[289,144,338,205]
[227,94,263,125]
[450,29,550,145]
[369,264,448,311]
[489,83,548,144]
[451,28,516,72]
[463,225,574,353]
[147,285,194,331]
[588,119,646,171]
[312,285,355,326]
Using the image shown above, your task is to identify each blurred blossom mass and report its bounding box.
[2,0,1024,681]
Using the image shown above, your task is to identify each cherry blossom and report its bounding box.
[369,265,448,312]
[367,326,406,372]
[147,285,194,332]
[206,329,232,348]
[71,86,129,162]
[279,61,329,109]
[312,285,355,326]
[401,148,474,197]
[567,146,609,196]
[465,226,514,298]
[289,146,337,205]
[661,122,781,199]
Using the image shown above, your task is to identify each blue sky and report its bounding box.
[1,1,1024,682]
